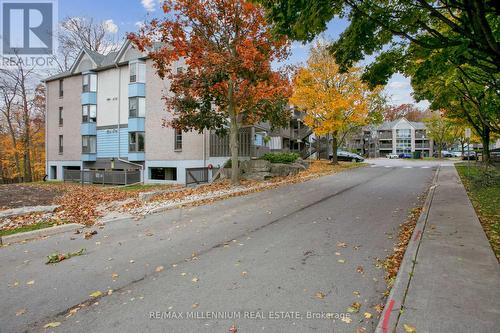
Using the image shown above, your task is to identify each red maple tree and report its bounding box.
[129,0,292,184]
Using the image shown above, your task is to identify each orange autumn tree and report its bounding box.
[128,0,292,184]
[291,45,383,163]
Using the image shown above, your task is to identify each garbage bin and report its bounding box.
[413,151,421,159]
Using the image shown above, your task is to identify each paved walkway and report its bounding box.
[395,166,500,332]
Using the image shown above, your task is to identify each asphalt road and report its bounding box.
[0,162,437,333]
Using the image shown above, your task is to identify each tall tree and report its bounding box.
[258,0,499,86]
[129,0,292,184]
[290,44,383,163]
[382,104,430,122]
[424,111,453,158]
[56,17,121,71]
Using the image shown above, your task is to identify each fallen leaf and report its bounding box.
[357,329,366,333]
[129,260,135,263]
[353,291,360,296]
[341,316,352,323]
[347,302,361,313]
[338,259,345,263]
[16,309,26,316]
[314,292,325,299]
[111,273,119,279]
[84,230,97,239]
[43,322,61,328]
[192,303,199,309]
[337,242,347,248]
[335,252,341,256]
[89,290,102,298]
[356,266,364,274]
[240,271,248,277]
[364,312,373,319]
[229,324,238,333]
[181,272,187,276]
[374,304,384,313]
[191,277,199,282]
[404,324,416,332]
[155,266,164,272]
[26,280,35,285]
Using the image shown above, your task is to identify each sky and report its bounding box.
[57,0,429,108]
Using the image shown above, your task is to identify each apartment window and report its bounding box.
[58,107,63,126]
[396,129,411,138]
[82,73,97,92]
[82,135,97,154]
[58,79,63,97]
[150,167,177,181]
[82,104,97,123]
[129,97,145,118]
[58,135,63,154]
[129,132,145,152]
[129,62,146,83]
[174,128,182,150]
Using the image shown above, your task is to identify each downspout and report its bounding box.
[115,63,121,160]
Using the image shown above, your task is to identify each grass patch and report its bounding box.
[455,163,500,261]
[0,221,56,237]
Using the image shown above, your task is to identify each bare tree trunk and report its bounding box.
[6,120,22,181]
[21,81,33,182]
[227,79,239,185]
[331,132,338,164]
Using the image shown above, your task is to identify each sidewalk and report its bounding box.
[395,166,500,332]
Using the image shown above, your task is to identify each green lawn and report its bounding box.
[0,221,57,238]
[455,163,500,260]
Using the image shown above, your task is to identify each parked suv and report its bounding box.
[329,151,365,162]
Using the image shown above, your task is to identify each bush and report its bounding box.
[259,152,299,164]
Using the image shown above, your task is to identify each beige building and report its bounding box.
[45,41,302,184]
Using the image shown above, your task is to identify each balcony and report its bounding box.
[81,153,97,161]
[379,143,393,149]
[80,122,97,135]
[128,118,145,132]
[128,83,145,97]
[128,152,145,161]
[415,143,430,149]
[81,92,97,105]
[378,132,392,140]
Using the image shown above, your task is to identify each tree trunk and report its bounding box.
[461,141,465,156]
[316,136,320,160]
[481,127,490,164]
[22,88,33,182]
[227,79,239,185]
[331,132,338,164]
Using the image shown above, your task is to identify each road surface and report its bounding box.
[0,160,440,332]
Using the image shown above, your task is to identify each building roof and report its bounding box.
[375,118,426,131]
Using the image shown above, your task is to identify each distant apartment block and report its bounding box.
[344,118,434,158]
[44,41,305,184]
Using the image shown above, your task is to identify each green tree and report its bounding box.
[424,112,453,159]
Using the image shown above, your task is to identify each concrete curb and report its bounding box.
[375,166,440,333]
[0,223,84,245]
[0,205,60,218]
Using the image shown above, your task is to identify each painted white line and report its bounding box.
[370,165,378,168]
[403,166,413,169]
[384,166,392,168]
[421,166,430,169]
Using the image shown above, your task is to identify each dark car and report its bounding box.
[398,153,412,159]
[462,151,477,160]
[329,151,365,162]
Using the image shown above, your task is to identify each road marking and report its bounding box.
[421,166,430,169]
[382,299,395,333]
[370,165,378,168]
[403,166,413,169]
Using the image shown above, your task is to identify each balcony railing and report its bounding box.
[415,143,430,148]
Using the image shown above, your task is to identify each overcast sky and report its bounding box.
[57,0,429,108]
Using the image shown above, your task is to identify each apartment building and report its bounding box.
[44,41,302,184]
[344,118,434,158]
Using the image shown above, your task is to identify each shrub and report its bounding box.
[259,152,299,164]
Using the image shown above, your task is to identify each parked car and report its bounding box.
[451,151,463,158]
[398,153,412,159]
[462,151,477,160]
[387,153,399,159]
[441,151,454,158]
[329,151,365,162]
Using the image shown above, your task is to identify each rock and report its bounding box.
[270,163,293,177]
[295,158,310,169]
[248,159,271,172]
[242,172,274,181]
[0,205,60,219]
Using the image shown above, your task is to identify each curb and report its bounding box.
[375,166,441,333]
[0,223,85,245]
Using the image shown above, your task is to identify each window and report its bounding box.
[82,73,97,92]
[129,62,146,83]
[82,104,97,123]
[59,107,63,126]
[396,129,411,138]
[82,135,97,154]
[129,97,145,118]
[58,135,63,154]
[174,128,182,150]
[58,79,63,97]
[129,132,145,152]
[150,167,177,181]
